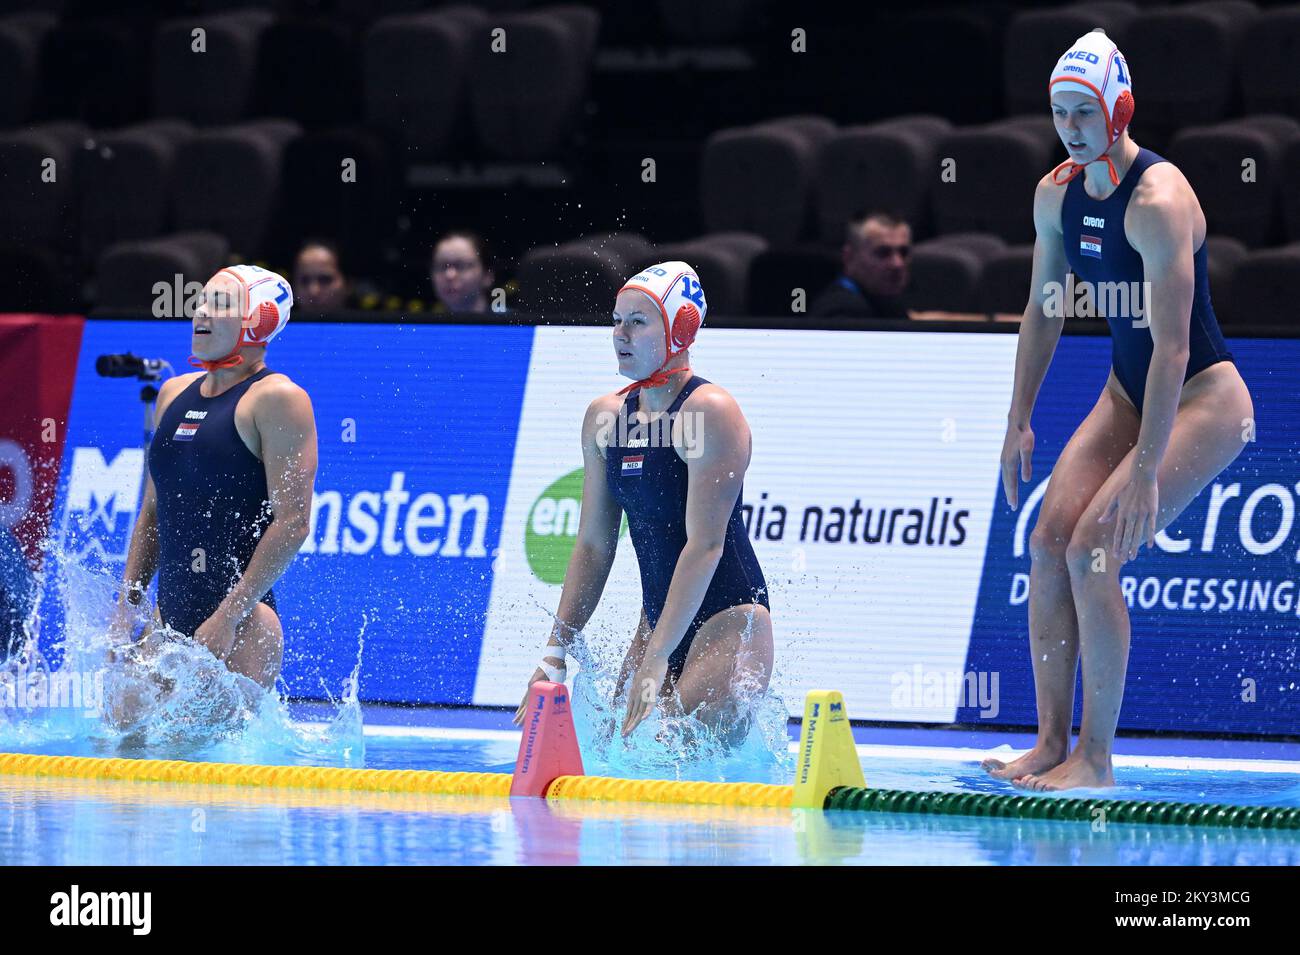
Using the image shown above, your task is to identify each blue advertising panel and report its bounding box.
[41,319,1299,735]
[961,338,1300,735]
[45,320,533,703]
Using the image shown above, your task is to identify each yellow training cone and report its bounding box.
[792,690,866,808]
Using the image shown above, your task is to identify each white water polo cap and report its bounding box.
[1049,28,1135,186]
[191,264,294,370]
[616,261,707,395]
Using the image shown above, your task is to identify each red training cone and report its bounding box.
[511,681,584,797]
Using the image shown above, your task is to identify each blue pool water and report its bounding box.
[2,723,1299,865]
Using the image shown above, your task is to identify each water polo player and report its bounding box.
[109,265,318,690]
[986,30,1253,790]
[512,261,773,742]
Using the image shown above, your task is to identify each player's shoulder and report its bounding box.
[1131,159,1194,212]
[1033,169,1068,208]
[584,389,626,423]
[681,381,746,430]
[581,390,625,442]
[160,370,202,398]
[1032,170,1069,235]
[249,369,306,398]
[248,371,314,424]
[154,371,202,426]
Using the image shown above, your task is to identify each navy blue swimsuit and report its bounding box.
[1061,147,1233,415]
[148,368,278,637]
[604,375,770,680]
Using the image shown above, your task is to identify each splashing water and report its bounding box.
[1,552,363,767]
[545,606,794,783]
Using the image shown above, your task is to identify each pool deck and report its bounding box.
[288,701,1300,762]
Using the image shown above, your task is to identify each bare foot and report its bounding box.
[1013,754,1114,792]
[982,745,1067,781]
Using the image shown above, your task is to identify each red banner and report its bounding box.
[0,314,84,570]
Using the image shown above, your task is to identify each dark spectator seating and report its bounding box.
[95,231,230,311]
[170,120,300,260]
[152,10,272,127]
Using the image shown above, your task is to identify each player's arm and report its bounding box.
[111,374,196,640]
[548,395,626,652]
[209,379,317,645]
[1001,175,1072,509]
[1009,174,1072,427]
[1126,172,1195,477]
[641,388,750,664]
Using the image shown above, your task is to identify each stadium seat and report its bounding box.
[77,120,196,261]
[171,121,301,260]
[905,233,1005,314]
[363,11,481,158]
[34,17,152,128]
[814,116,951,244]
[700,121,826,246]
[0,241,78,311]
[1169,117,1300,248]
[94,230,230,311]
[152,11,270,127]
[1204,234,1248,324]
[0,121,89,253]
[656,0,760,43]
[468,10,597,160]
[253,17,361,130]
[270,126,398,276]
[1123,2,1260,150]
[515,240,628,314]
[1240,5,1300,120]
[1283,136,1300,243]
[932,118,1058,244]
[1223,242,1300,330]
[745,245,841,317]
[976,245,1035,316]
[0,11,57,128]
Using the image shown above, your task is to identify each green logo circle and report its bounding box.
[525,468,627,584]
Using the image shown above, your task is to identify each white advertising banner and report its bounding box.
[474,327,1016,720]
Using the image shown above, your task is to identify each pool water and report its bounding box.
[2,726,1298,865]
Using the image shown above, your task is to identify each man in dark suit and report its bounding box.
[810,212,912,318]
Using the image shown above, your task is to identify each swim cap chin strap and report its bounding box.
[188,344,247,372]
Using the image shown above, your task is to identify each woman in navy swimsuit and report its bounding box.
[985,30,1254,790]
[513,262,773,742]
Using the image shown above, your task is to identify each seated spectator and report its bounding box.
[431,231,498,314]
[292,239,353,311]
[810,212,911,318]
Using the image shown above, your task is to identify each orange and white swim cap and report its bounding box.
[1049,28,1135,186]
